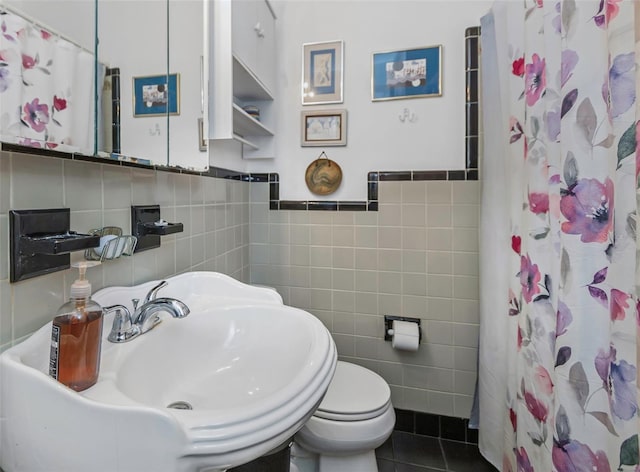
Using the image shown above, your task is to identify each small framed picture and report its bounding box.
[302,40,344,105]
[132,73,180,117]
[371,45,442,101]
[301,109,347,147]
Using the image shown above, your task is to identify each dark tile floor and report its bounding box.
[375,431,497,472]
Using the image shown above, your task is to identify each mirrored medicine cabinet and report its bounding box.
[0,0,208,171]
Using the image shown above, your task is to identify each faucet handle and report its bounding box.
[104,304,140,343]
[144,281,168,304]
[131,298,140,311]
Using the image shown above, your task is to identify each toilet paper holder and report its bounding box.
[384,315,422,342]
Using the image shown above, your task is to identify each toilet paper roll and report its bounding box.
[391,320,420,351]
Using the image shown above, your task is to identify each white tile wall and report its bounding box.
[0,151,480,419]
[249,180,480,418]
[0,150,250,351]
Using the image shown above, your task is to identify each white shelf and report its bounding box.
[232,104,274,137]
[233,57,273,101]
[232,133,259,150]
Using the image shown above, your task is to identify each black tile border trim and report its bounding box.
[394,408,478,445]
[1,26,481,213]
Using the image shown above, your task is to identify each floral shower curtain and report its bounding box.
[0,9,96,154]
[478,0,639,470]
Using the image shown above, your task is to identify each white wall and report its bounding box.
[246,0,493,201]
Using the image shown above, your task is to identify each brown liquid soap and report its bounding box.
[49,261,104,392]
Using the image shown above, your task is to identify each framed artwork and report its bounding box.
[301,109,347,147]
[302,40,344,105]
[371,45,442,101]
[133,73,180,117]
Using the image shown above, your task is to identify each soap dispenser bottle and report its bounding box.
[49,261,104,392]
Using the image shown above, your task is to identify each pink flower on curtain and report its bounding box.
[534,365,554,395]
[610,289,629,321]
[22,98,49,133]
[512,235,521,254]
[528,192,549,214]
[525,53,546,106]
[560,177,613,243]
[53,95,67,112]
[524,389,548,422]
[512,57,525,77]
[595,346,638,420]
[21,54,36,69]
[520,254,541,303]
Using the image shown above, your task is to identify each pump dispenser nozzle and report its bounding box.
[69,261,100,299]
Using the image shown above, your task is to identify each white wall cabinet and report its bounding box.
[209,0,276,159]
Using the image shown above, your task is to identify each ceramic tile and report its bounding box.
[440,439,496,472]
[12,272,65,338]
[425,182,452,204]
[11,154,64,209]
[356,248,379,270]
[378,293,401,316]
[379,204,403,226]
[0,153,10,212]
[402,204,426,227]
[333,290,354,312]
[403,228,426,251]
[0,216,7,280]
[131,168,156,205]
[379,227,402,249]
[355,225,378,248]
[403,273,427,297]
[332,247,354,269]
[427,205,452,228]
[401,250,426,274]
[392,431,446,469]
[379,271,402,295]
[379,249,403,272]
[402,182,426,203]
[332,226,354,246]
[0,280,11,345]
[355,270,378,293]
[355,314,382,338]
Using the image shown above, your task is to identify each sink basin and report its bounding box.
[0,272,337,472]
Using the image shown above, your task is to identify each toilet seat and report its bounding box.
[313,361,391,422]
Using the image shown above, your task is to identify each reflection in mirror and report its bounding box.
[168,0,208,171]
[1,0,207,171]
[97,0,169,166]
[0,1,99,155]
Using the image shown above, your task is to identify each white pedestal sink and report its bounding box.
[0,272,337,472]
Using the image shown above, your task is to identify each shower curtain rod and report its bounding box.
[0,3,95,56]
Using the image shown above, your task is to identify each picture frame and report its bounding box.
[132,73,180,117]
[302,40,344,105]
[301,109,347,147]
[371,45,442,101]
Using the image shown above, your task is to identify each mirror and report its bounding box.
[0,0,207,170]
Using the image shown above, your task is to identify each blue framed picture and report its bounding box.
[371,45,442,101]
[302,40,344,105]
[132,73,180,117]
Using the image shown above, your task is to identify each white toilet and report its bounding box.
[291,361,395,472]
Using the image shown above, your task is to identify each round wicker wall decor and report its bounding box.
[305,152,342,195]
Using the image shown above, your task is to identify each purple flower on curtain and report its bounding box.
[0,67,10,93]
[560,177,613,243]
[561,50,579,87]
[610,288,629,321]
[545,109,560,142]
[529,191,549,214]
[594,0,622,28]
[595,346,638,420]
[556,301,573,336]
[607,52,636,118]
[525,53,546,107]
[515,447,534,472]
[524,389,548,422]
[520,254,541,303]
[22,98,49,133]
[636,121,640,179]
[552,439,611,472]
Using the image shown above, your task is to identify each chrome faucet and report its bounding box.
[105,281,190,343]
